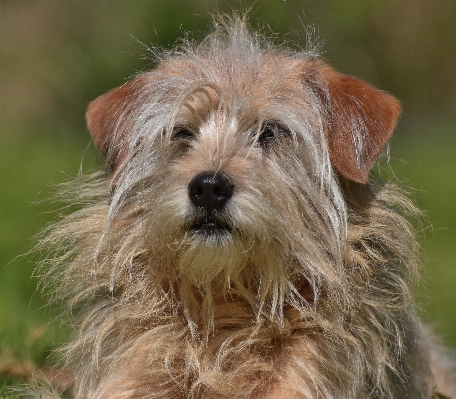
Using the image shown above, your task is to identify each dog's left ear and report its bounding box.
[305,63,401,184]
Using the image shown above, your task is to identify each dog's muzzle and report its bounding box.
[188,171,234,235]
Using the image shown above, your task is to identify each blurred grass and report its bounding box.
[393,121,456,344]
[0,131,99,388]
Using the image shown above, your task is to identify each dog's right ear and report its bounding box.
[86,75,149,178]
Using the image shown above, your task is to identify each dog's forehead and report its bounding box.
[157,52,309,105]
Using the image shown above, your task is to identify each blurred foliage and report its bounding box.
[1,0,455,389]
[1,0,455,135]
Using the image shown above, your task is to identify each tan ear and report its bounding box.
[306,63,401,184]
[86,75,148,176]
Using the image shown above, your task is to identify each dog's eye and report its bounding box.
[257,122,290,148]
[171,126,195,141]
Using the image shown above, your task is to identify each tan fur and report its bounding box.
[32,16,455,399]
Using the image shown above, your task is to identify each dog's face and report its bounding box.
[85,26,400,323]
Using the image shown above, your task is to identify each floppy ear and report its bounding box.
[86,75,149,177]
[305,63,401,184]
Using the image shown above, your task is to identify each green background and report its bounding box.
[1,0,455,390]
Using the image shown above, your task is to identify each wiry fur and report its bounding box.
[32,16,455,399]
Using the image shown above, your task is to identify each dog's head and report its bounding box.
[85,20,400,324]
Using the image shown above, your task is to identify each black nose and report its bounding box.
[188,172,234,211]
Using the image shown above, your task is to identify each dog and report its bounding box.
[32,16,455,399]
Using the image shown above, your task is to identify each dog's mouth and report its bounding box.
[186,214,232,238]
[191,218,231,235]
